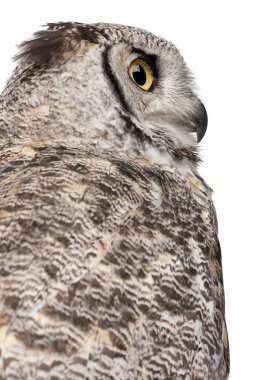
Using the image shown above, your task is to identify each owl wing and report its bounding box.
[0,141,150,375]
[214,240,230,378]
[208,199,230,378]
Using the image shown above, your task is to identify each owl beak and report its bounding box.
[195,100,208,142]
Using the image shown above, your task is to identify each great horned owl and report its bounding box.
[0,23,229,380]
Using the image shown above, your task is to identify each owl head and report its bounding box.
[2,22,207,164]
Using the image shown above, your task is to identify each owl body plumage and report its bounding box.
[0,23,229,379]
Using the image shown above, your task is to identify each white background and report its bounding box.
[1,1,269,378]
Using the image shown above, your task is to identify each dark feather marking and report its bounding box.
[120,113,152,144]
[172,145,201,163]
[102,46,134,116]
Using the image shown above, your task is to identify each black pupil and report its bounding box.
[132,64,146,86]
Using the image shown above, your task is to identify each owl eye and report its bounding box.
[128,58,154,91]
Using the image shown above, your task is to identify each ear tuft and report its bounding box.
[14,22,101,65]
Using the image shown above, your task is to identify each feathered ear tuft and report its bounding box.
[14,22,101,65]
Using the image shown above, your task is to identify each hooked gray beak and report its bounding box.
[195,100,208,142]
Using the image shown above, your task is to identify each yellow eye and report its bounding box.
[128,58,154,91]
